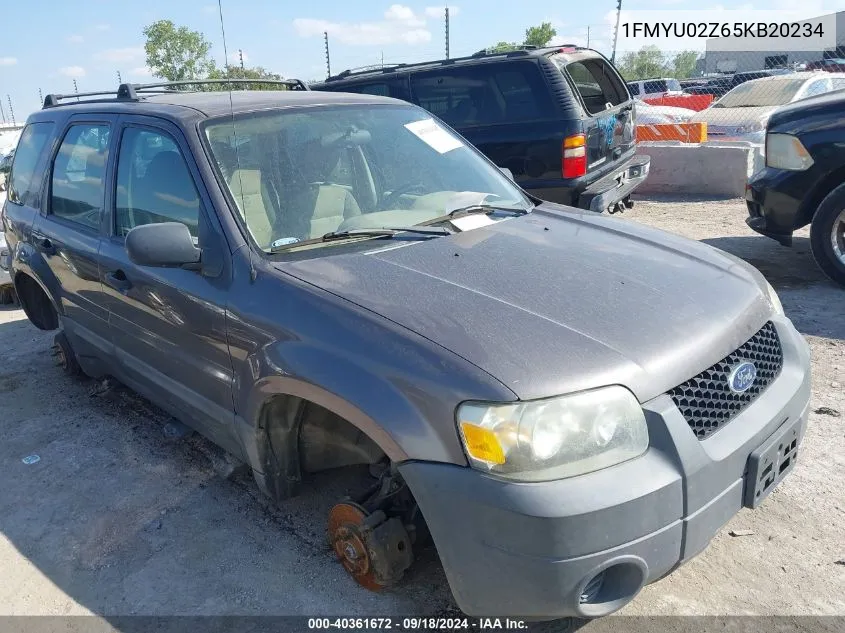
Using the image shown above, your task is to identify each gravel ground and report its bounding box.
[0,196,843,624]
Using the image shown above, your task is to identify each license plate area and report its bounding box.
[743,418,800,509]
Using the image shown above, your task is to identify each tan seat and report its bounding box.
[308,185,361,238]
[228,169,277,248]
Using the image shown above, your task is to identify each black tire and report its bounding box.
[53,331,83,377]
[810,183,845,287]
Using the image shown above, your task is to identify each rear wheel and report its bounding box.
[810,183,845,287]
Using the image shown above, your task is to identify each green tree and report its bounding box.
[209,65,285,89]
[616,45,668,80]
[670,50,701,79]
[524,22,557,48]
[143,20,216,82]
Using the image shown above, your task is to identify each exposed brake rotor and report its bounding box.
[327,500,414,592]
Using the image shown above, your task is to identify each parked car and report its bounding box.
[633,100,696,124]
[746,89,845,286]
[805,58,845,72]
[2,80,810,619]
[313,46,649,214]
[0,149,13,192]
[626,78,684,100]
[690,72,845,143]
[685,69,792,98]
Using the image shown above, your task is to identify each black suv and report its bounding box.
[746,89,845,286]
[314,46,649,213]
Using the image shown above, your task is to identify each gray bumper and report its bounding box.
[580,154,651,213]
[399,316,810,618]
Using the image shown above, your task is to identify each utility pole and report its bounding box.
[324,31,331,78]
[6,95,15,126]
[587,26,591,48]
[117,70,122,84]
[239,49,244,70]
[611,0,622,64]
[445,6,450,59]
[73,79,79,101]
[0,99,6,124]
[381,50,384,68]
[38,88,43,106]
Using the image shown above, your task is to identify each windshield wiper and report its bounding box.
[270,226,452,253]
[421,204,531,228]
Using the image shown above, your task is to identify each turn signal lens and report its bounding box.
[459,422,506,465]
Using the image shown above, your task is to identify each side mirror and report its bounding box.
[498,166,514,181]
[125,222,201,268]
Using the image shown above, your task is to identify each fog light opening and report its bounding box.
[574,559,647,618]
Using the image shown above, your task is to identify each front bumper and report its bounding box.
[745,167,806,246]
[400,316,810,618]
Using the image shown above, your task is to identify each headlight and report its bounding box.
[457,386,649,481]
[764,279,784,316]
[766,133,814,171]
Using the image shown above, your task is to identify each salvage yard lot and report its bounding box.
[0,197,843,620]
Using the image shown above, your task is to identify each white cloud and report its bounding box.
[128,66,153,77]
[94,47,145,63]
[294,4,431,46]
[94,24,110,31]
[59,66,86,78]
[0,57,17,66]
[67,34,85,44]
[424,5,459,18]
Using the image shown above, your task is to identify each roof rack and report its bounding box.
[325,45,583,83]
[42,78,309,109]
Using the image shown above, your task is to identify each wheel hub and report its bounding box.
[327,502,382,591]
[831,210,845,265]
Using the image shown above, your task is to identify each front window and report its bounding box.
[204,105,530,252]
[714,78,807,108]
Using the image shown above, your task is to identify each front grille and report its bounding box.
[669,322,783,440]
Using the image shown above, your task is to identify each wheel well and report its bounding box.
[14,273,58,330]
[257,394,387,502]
[797,166,845,229]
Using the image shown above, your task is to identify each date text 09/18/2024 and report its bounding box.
[307,617,529,630]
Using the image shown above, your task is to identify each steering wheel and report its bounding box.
[379,181,428,210]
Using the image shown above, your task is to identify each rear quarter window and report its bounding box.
[7,122,55,207]
[410,62,555,127]
[555,55,628,115]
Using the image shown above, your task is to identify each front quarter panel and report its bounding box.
[226,250,517,468]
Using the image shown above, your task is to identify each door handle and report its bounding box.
[105,270,132,293]
[35,236,56,255]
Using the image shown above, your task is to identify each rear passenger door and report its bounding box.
[98,117,240,457]
[33,116,115,358]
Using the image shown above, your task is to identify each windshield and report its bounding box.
[714,78,806,108]
[204,104,530,252]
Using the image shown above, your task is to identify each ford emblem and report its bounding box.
[728,362,757,394]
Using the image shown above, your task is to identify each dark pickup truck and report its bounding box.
[746,90,845,286]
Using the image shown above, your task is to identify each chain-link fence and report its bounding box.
[620,47,845,145]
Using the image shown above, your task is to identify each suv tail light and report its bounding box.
[562,134,587,178]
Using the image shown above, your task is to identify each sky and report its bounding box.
[0,0,841,122]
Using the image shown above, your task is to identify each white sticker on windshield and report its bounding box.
[404,119,463,154]
[450,214,497,232]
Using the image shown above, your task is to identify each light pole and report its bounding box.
[611,0,622,64]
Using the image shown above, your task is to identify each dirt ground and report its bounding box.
[0,196,843,624]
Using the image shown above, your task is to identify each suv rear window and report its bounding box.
[554,56,627,115]
[410,62,554,127]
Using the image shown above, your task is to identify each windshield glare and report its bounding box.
[715,78,806,108]
[205,105,529,252]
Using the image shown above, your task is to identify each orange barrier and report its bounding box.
[643,94,714,111]
[636,122,707,143]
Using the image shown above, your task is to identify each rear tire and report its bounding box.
[810,183,845,287]
[53,331,83,377]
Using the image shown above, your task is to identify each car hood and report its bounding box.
[692,105,776,127]
[278,207,772,402]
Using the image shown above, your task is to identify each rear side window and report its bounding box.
[7,122,54,207]
[115,127,200,238]
[557,56,627,115]
[628,83,641,96]
[643,80,667,94]
[410,62,554,127]
[352,83,390,96]
[50,124,110,230]
[803,79,830,98]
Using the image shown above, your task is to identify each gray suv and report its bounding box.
[0,81,811,619]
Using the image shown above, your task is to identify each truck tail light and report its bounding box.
[562,134,587,178]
